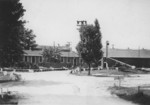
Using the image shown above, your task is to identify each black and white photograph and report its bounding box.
[0,0,150,105]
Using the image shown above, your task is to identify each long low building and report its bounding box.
[23,45,150,68]
[60,51,80,66]
[103,48,150,68]
[23,50,43,64]
[23,45,80,67]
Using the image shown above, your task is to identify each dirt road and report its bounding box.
[0,71,137,105]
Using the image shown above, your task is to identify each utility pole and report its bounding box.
[67,42,71,51]
[138,46,141,58]
[76,20,87,67]
[67,42,71,64]
[65,42,71,67]
[106,40,109,62]
[53,41,55,49]
[104,41,109,69]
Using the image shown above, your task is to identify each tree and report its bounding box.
[76,19,103,75]
[22,28,37,50]
[0,0,26,67]
[42,47,61,63]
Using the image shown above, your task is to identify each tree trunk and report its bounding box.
[88,63,91,75]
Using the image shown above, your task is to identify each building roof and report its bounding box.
[103,48,150,58]
[37,45,71,52]
[60,51,79,57]
[24,50,79,57]
[24,47,150,58]
[24,50,43,56]
[36,45,52,50]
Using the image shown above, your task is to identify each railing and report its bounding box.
[108,57,133,68]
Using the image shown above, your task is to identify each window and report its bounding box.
[25,56,27,62]
[68,57,70,63]
[40,57,42,62]
[32,56,35,63]
[61,57,64,63]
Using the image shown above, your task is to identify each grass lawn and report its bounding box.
[71,69,147,76]
[109,86,150,105]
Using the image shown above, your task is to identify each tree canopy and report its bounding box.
[0,0,37,67]
[76,19,103,75]
[42,47,61,63]
[22,28,37,50]
[0,0,26,67]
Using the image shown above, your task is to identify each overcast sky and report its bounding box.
[21,0,150,50]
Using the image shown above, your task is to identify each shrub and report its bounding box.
[118,65,129,71]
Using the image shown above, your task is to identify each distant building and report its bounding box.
[23,45,150,68]
[103,48,150,68]
[23,45,80,67]
[23,50,43,64]
[60,51,80,66]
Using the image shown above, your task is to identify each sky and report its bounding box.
[21,0,150,51]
